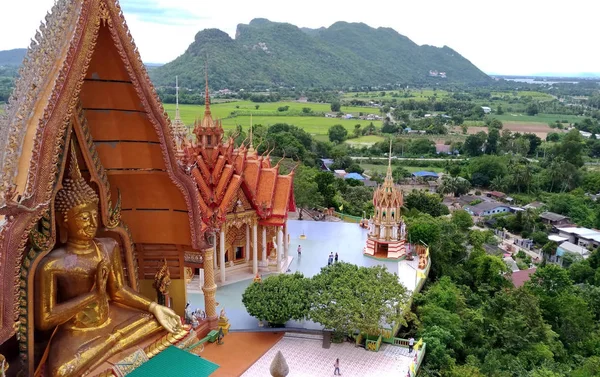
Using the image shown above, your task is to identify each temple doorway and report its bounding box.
[375,243,388,258]
[235,246,244,261]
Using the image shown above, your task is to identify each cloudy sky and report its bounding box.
[1,0,598,76]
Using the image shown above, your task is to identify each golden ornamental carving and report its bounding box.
[184,251,204,265]
[98,1,111,26]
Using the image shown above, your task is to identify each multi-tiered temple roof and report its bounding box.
[178,78,296,233]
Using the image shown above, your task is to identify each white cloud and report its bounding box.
[1,0,598,75]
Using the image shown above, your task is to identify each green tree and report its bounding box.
[405,190,448,217]
[451,210,474,231]
[463,131,487,156]
[293,165,323,219]
[406,214,442,245]
[330,101,341,112]
[315,171,336,207]
[392,166,411,181]
[328,124,348,143]
[309,262,409,336]
[242,273,311,326]
[526,103,539,116]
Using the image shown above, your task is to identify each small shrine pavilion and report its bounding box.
[364,142,407,259]
[175,76,296,284]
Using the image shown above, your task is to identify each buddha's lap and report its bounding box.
[48,303,161,363]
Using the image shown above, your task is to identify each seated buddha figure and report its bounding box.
[34,156,183,377]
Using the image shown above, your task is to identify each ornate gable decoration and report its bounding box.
[0,0,204,346]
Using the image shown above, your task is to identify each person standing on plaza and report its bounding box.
[328,252,334,265]
[334,358,341,375]
[297,244,302,257]
[334,252,339,263]
[408,337,415,353]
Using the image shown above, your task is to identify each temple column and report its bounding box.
[262,226,267,265]
[219,229,226,283]
[283,224,289,260]
[212,233,217,270]
[202,247,218,329]
[252,222,258,275]
[198,268,204,290]
[245,224,251,262]
[277,227,283,271]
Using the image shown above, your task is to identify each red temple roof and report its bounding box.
[178,83,295,229]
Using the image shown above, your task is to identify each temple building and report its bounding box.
[175,78,296,284]
[0,0,222,375]
[364,144,408,259]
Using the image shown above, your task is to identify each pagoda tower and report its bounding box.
[364,140,407,259]
[171,76,189,151]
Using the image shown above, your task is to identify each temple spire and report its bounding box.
[385,138,393,186]
[204,60,211,117]
[175,76,181,121]
[249,114,254,151]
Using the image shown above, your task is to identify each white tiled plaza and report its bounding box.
[242,335,416,377]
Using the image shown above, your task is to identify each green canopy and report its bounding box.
[127,346,219,377]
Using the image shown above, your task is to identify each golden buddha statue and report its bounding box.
[34,152,183,377]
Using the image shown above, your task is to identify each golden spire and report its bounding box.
[249,114,254,152]
[204,60,211,118]
[175,75,180,121]
[384,138,393,187]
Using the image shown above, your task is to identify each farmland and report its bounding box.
[163,101,383,138]
[465,122,563,139]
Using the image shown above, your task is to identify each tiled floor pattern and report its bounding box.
[241,336,414,377]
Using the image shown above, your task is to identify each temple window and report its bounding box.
[207,135,212,145]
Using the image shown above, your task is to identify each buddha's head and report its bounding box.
[55,143,100,242]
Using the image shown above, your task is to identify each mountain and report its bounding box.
[149,19,491,90]
[0,49,27,66]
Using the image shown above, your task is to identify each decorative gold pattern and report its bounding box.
[143,325,191,358]
[201,247,217,320]
[183,251,203,265]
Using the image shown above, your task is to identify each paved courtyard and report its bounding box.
[188,220,420,330]
[241,335,416,377]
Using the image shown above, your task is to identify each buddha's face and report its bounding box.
[65,202,99,241]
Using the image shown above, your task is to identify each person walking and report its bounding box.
[408,337,415,353]
[334,358,341,375]
[334,252,339,263]
[297,245,302,257]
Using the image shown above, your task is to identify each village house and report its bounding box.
[539,211,571,227]
[465,201,512,217]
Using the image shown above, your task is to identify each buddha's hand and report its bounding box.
[96,260,110,294]
[149,302,182,334]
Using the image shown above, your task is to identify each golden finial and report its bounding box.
[54,139,99,215]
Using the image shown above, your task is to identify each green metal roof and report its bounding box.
[127,346,219,377]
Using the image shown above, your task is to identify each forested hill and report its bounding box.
[149,18,491,90]
[0,49,26,66]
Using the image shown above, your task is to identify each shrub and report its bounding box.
[242,273,311,326]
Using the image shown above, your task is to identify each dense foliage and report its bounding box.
[241,263,409,336]
[241,272,311,326]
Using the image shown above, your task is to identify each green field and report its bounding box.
[163,101,384,136]
[342,89,449,101]
[490,91,554,101]
[360,163,444,174]
[345,135,386,146]
[490,113,583,124]
[164,101,375,123]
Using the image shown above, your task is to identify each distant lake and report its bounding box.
[503,78,580,84]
